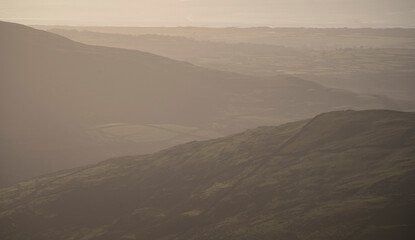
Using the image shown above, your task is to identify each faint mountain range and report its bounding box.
[47,28,415,102]
[36,26,415,49]
[1,109,414,239]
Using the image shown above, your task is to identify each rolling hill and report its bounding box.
[0,21,401,186]
[0,110,414,239]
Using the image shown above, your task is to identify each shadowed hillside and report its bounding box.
[0,22,401,186]
[0,110,414,239]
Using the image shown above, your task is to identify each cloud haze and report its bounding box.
[0,0,414,27]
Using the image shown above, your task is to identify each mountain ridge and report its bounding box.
[1,109,414,239]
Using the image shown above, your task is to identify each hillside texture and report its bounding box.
[1,110,414,239]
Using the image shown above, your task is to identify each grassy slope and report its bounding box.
[1,110,414,240]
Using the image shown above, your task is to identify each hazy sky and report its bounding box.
[1,0,414,27]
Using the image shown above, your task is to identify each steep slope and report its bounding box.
[0,21,399,186]
[0,110,414,240]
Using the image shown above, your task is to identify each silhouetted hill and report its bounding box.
[0,21,400,186]
[0,110,414,239]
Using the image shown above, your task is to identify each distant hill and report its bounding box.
[1,110,414,239]
[48,29,415,102]
[36,26,415,49]
[0,21,400,186]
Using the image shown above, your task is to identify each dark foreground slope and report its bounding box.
[0,21,398,186]
[1,110,414,240]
